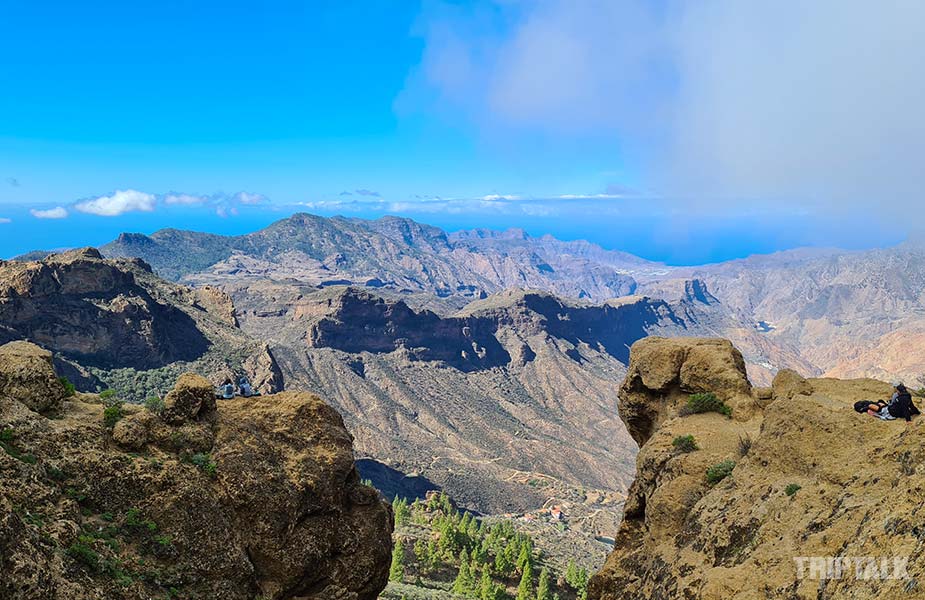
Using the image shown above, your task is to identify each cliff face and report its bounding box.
[0,341,393,600]
[0,248,209,369]
[589,337,924,600]
[0,249,283,400]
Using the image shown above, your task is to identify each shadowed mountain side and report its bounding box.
[225,283,704,513]
[303,287,510,372]
[0,249,283,401]
[355,458,441,503]
[0,249,210,369]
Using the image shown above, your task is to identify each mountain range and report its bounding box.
[9,213,925,516]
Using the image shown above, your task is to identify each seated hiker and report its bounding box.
[238,376,254,398]
[867,382,919,421]
[219,378,235,400]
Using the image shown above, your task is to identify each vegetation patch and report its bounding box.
[186,452,217,478]
[785,483,802,497]
[58,376,76,397]
[379,491,591,600]
[672,435,699,454]
[0,427,37,464]
[67,536,102,572]
[102,403,124,429]
[681,392,732,417]
[144,396,165,415]
[706,460,736,485]
[737,436,752,457]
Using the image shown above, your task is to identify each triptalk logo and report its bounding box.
[794,557,911,580]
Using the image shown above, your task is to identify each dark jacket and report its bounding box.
[887,390,920,421]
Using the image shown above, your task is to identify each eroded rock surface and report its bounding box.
[0,341,393,600]
[589,337,924,600]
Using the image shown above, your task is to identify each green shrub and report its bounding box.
[67,536,101,572]
[189,452,217,478]
[785,483,801,497]
[684,393,732,417]
[99,389,118,403]
[705,459,736,485]
[672,435,699,453]
[103,403,124,429]
[64,487,87,502]
[123,508,158,533]
[0,428,36,463]
[144,396,165,414]
[58,377,76,397]
[46,464,68,481]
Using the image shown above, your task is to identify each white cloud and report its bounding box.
[404,1,925,215]
[0,217,11,223]
[480,194,521,201]
[30,207,69,219]
[164,193,206,205]
[234,191,267,205]
[75,189,156,216]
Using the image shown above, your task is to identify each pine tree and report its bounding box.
[389,540,405,583]
[516,561,534,600]
[478,567,495,600]
[426,539,440,571]
[453,549,474,596]
[494,544,513,577]
[576,567,589,600]
[536,566,551,600]
[392,496,411,526]
[516,541,533,574]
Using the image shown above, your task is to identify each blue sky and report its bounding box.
[1,1,920,263]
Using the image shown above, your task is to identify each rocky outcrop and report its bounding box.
[304,287,511,372]
[0,342,393,600]
[160,373,216,424]
[617,337,754,445]
[0,249,287,403]
[589,337,924,600]
[0,341,68,413]
[0,248,209,369]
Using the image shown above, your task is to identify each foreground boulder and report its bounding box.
[590,337,923,600]
[0,341,68,413]
[0,345,393,600]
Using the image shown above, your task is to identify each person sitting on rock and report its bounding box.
[238,376,254,398]
[219,378,235,400]
[867,381,919,421]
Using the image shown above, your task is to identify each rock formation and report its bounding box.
[0,249,284,401]
[0,248,209,369]
[589,337,924,600]
[0,341,393,600]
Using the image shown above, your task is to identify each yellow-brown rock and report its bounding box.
[0,352,393,600]
[0,341,67,413]
[589,337,922,600]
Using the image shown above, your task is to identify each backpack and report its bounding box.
[854,400,875,413]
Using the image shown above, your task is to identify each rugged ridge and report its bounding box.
[0,341,393,600]
[100,213,652,302]
[0,249,283,400]
[226,284,706,513]
[589,337,924,600]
